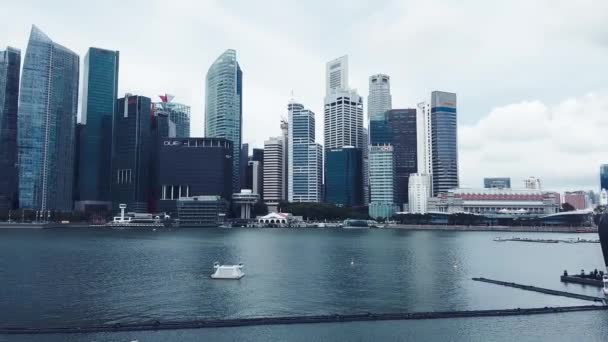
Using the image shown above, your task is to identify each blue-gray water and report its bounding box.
[0,228,607,341]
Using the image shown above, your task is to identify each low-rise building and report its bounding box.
[176,196,227,227]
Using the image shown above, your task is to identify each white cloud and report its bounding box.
[459,92,608,191]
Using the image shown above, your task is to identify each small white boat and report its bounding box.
[211,262,245,279]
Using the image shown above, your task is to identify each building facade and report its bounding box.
[204,49,242,193]
[155,94,190,138]
[110,95,153,212]
[263,136,285,204]
[158,138,233,215]
[484,177,511,189]
[431,91,458,196]
[246,160,263,196]
[288,101,322,203]
[369,145,397,219]
[240,143,249,190]
[250,148,264,199]
[368,74,392,121]
[524,176,542,190]
[564,191,589,210]
[324,89,364,151]
[177,196,227,227]
[78,47,119,208]
[428,188,559,215]
[408,174,431,214]
[325,147,363,207]
[0,47,20,210]
[18,26,79,211]
[326,55,348,94]
[601,165,608,191]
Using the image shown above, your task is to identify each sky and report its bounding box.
[2,0,608,191]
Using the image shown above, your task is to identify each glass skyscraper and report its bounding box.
[204,49,243,193]
[154,94,190,138]
[0,47,21,210]
[288,100,322,203]
[325,147,363,207]
[431,91,459,196]
[601,165,608,191]
[111,95,153,213]
[78,47,119,207]
[18,26,79,211]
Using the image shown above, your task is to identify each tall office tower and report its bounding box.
[523,176,542,190]
[408,101,433,213]
[246,160,263,196]
[18,26,79,211]
[369,145,397,219]
[0,47,20,211]
[155,94,191,138]
[111,95,153,212]
[263,137,284,205]
[601,164,608,191]
[288,100,323,203]
[324,89,364,150]
[326,55,348,94]
[281,118,289,200]
[385,109,418,208]
[368,74,392,121]
[325,147,363,207]
[430,91,458,196]
[362,127,370,205]
[251,148,264,199]
[77,48,119,212]
[205,49,242,193]
[483,177,511,189]
[240,143,249,190]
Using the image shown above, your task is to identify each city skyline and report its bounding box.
[2,0,607,191]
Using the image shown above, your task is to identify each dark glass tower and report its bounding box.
[325,147,362,207]
[601,164,608,191]
[110,95,153,212]
[18,26,79,211]
[78,48,119,207]
[0,47,20,210]
[240,143,249,190]
[205,49,243,193]
[431,91,458,196]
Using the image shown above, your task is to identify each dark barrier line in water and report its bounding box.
[1,305,607,335]
[473,277,605,302]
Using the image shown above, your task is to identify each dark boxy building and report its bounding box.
[601,164,608,191]
[77,47,119,213]
[484,177,511,189]
[111,95,153,213]
[0,47,21,211]
[325,147,362,207]
[158,137,233,216]
[369,108,418,207]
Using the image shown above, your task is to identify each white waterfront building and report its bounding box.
[408,101,433,213]
[263,137,284,206]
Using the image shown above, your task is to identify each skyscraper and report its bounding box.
[205,49,242,193]
[430,91,458,196]
[408,101,433,213]
[288,100,322,203]
[369,145,397,219]
[18,26,79,211]
[263,136,284,205]
[111,95,153,212]
[601,164,608,191]
[77,47,119,210]
[240,143,249,190]
[325,147,363,207]
[324,89,364,150]
[368,74,392,121]
[0,47,20,211]
[326,55,348,94]
[251,148,264,199]
[155,94,190,138]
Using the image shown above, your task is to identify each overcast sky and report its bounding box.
[2,0,608,191]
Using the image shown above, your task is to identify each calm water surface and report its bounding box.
[0,228,606,341]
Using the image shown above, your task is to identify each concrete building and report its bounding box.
[484,177,511,189]
[428,188,559,215]
[524,176,542,190]
[18,26,79,211]
[564,191,589,210]
[369,145,397,219]
[407,101,433,213]
[288,100,322,203]
[326,55,348,94]
[263,136,285,206]
[110,95,153,213]
[232,189,259,219]
[431,91,458,196]
[368,74,392,121]
[325,147,362,207]
[0,47,20,211]
[246,160,263,196]
[157,138,233,216]
[324,88,364,151]
[408,174,431,214]
[205,49,242,193]
[177,196,227,227]
[77,47,119,212]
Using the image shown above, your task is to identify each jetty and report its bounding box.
[472,277,605,302]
